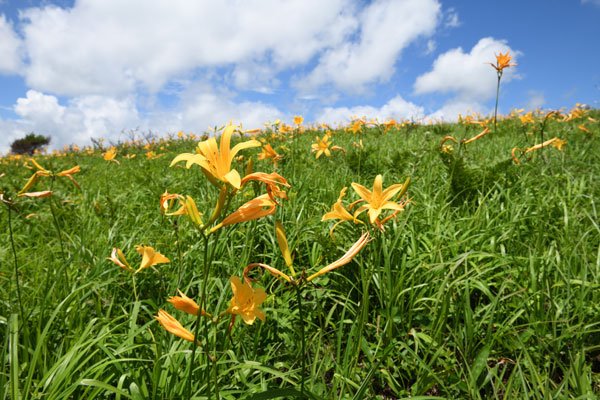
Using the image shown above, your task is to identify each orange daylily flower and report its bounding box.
[311,134,344,159]
[275,221,294,273]
[519,113,535,124]
[55,165,81,189]
[211,194,277,232]
[108,247,132,271]
[170,124,260,189]
[18,190,53,198]
[293,115,304,126]
[489,51,516,72]
[257,143,282,165]
[135,245,170,273]
[155,310,198,343]
[322,187,360,235]
[19,159,81,194]
[307,232,370,282]
[348,119,364,134]
[168,290,209,317]
[160,192,203,225]
[351,175,410,226]
[462,127,491,145]
[103,147,119,163]
[227,276,267,325]
[240,172,290,202]
[524,137,566,154]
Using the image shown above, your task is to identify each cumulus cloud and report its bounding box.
[4,90,140,152]
[0,14,23,74]
[179,89,284,130]
[316,95,424,124]
[19,0,355,96]
[0,87,284,153]
[414,37,518,101]
[300,0,441,93]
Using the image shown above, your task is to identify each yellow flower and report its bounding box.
[211,194,277,232]
[519,113,535,124]
[155,310,197,343]
[578,124,591,134]
[383,119,397,130]
[311,134,332,159]
[135,245,170,273]
[293,115,304,126]
[321,187,359,234]
[226,276,267,325]
[103,147,119,163]
[310,134,344,159]
[489,51,516,72]
[348,119,364,134]
[307,232,370,282]
[351,175,410,226]
[170,124,260,189]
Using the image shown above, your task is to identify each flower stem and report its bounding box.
[7,205,24,321]
[296,285,306,394]
[186,232,211,399]
[493,71,502,132]
[48,189,69,287]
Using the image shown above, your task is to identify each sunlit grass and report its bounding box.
[1,107,599,398]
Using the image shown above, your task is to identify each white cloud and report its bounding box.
[0,87,284,154]
[414,37,518,101]
[300,0,441,93]
[0,15,23,74]
[525,90,545,110]
[5,90,140,152]
[316,95,424,124]
[582,0,600,6]
[19,0,355,96]
[444,8,460,28]
[14,90,65,124]
[179,88,284,130]
[427,99,487,121]
[425,39,437,55]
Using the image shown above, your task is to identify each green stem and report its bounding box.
[174,220,184,289]
[493,71,502,132]
[7,206,25,321]
[48,190,69,287]
[131,273,139,302]
[296,286,306,394]
[186,232,211,399]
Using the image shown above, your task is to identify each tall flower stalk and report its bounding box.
[488,51,516,131]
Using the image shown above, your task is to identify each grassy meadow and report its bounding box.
[1,109,600,399]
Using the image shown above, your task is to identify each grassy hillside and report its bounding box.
[1,109,599,399]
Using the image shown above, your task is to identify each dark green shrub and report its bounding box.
[10,133,51,155]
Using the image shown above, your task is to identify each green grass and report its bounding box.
[1,113,600,399]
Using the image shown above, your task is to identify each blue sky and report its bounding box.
[0,0,598,152]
